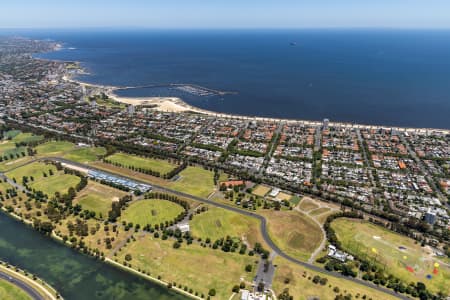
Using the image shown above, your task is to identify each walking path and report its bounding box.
[43,156,408,300]
[1,156,409,299]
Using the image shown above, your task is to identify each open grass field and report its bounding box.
[273,257,399,300]
[30,174,81,197]
[260,210,323,262]
[6,162,57,182]
[276,192,292,201]
[289,195,301,206]
[121,199,184,226]
[106,153,178,176]
[0,139,27,158]
[63,147,106,163]
[6,162,81,197]
[0,279,31,300]
[252,184,271,197]
[309,207,331,216]
[190,206,265,247]
[75,181,127,219]
[167,166,216,198]
[0,157,33,172]
[316,209,338,225]
[11,132,43,144]
[298,197,320,211]
[35,141,76,156]
[332,218,450,295]
[117,235,257,300]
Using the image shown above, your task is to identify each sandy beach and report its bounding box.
[65,74,450,135]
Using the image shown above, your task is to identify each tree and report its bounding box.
[245,264,252,272]
[208,289,216,296]
[125,254,132,261]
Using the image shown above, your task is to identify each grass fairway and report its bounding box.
[190,206,264,246]
[0,138,27,157]
[0,157,33,172]
[332,218,450,295]
[167,166,216,198]
[121,199,184,226]
[0,279,31,300]
[7,162,81,197]
[252,184,271,197]
[273,257,399,300]
[35,141,76,156]
[260,210,323,262]
[106,152,178,176]
[63,147,106,163]
[31,174,81,197]
[11,132,43,144]
[117,235,256,300]
[6,162,57,182]
[75,181,127,219]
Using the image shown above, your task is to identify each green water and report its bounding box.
[0,212,187,300]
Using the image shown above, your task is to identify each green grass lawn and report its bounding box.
[332,218,450,295]
[30,174,81,197]
[11,132,43,144]
[289,195,301,206]
[35,141,76,156]
[106,152,178,175]
[117,235,256,300]
[6,162,57,183]
[190,206,261,245]
[0,157,33,172]
[75,181,127,219]
[0,142,26,158]
[260,210,323,262]
[6,161,81,197]
[0,279,31,300]
[121,199,184,226]
[63,147,106,163]
[167,166,216,198]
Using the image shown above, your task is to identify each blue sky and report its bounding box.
[2,0,450,29]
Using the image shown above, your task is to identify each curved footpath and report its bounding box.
[0,268,44,300]
[36,157,408,299]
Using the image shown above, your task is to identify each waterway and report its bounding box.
[0,212,187,300]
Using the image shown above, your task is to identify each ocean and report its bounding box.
[13,29,450,129]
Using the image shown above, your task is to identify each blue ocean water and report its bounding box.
[16,29,450,128]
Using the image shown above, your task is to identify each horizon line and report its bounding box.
[2,26,450,31]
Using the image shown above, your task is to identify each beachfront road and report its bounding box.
[44,157,408,299]
[0,269,44,300]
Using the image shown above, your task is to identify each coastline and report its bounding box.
[75,77,450,134]
[58,58,450,134]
